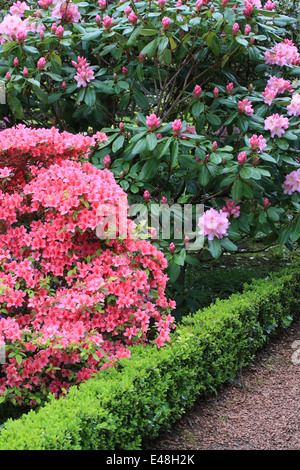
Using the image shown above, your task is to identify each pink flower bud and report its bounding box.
[162,16,171,31]
[51,23,57,34]
[158,0,165,8]
[213,87,219,98]
[56,25,64,39]
[238,151,247,165]
[95,14,101,25]
[156,133,162,140]
[244,24,251,35]
[184,235,189,245]
[62,81,67,90]
[98,0,106,10]
[253,156,259,166]
[232,22,240,36]
[195,0,203,11]
[119,122,124,131]
[128,12,138,25]
[193,84,202,99]
[226,82,234,95]
[139,53,146,62]
[211,141,218,152]
[23,67,28,78]
[146,113,161,131]
[103,155,111,168]
[263,197,270,209]
[37,57,46,72]
[103,15,113,30]
[124,6,132,16]
[6,72,11,81]
[17,30,26,43]
[13,57,19,67]
[169,242,176,253]
[161,196,168,204]
[172,119,182,136]
[122,66,128,77]
[143,190,150,202]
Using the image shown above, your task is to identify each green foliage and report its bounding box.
[0,264,299,450]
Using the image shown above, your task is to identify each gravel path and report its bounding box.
[146,320,300,451]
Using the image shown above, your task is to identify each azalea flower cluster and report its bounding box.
[0,127,175,406]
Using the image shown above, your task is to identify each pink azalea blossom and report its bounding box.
[198,208,230,241]
[264,113,289,138]
[287,94,300,117]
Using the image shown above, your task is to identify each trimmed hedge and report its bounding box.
[0,265,299,450]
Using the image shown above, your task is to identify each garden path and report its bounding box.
[147,319,300,451]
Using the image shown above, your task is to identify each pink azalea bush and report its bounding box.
[0,126,175,406]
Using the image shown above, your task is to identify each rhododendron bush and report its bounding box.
[0,0,300,309]
[0,126,175,406]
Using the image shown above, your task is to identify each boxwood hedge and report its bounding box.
[0,264,299,450]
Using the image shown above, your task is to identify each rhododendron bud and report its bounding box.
[264,0,275,10]
[122,66,128,77]
[56,25,64,38]
[158,0,165,7]
[253,156,259,166]
[184,235,189,245]
[146,113,161,131]
[193,84,202,99]
[211,141,218,152]
[95,14,101,25]
[263,198,270,209]
[103,15,113,30]
[119,122,125,131]
[221,0,229,7]
[162,16,171,30]
[16,30,26,43]
[6,72,11,81]
[169,242,176,253]
[213,87,219,98]
[98,0,106,9]
[161,196,168,204]
[222,201,240,219]
[124,6,132,15]
[37,57,47,72]
[210,4,214,12]
[156,133,162,140]
[103,155,111,168]
[226,82,233,95]
[195,0,203,11]
[244,24,251,35]
[128,12,138,25]
[172,119,182,136]
[23,67,28,77]
[139,53,146,62]
[238,151,247,165]
[13,57,19,67]
[232,22,239,36]
[143,190,150,202]
[62,81,67,91]
[51,22,57,33]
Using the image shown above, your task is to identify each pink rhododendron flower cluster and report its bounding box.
[282,169,300,195]
[264,113,289,138]
[198,208,230,241]
[221,201,240,219]
[52,1,81,23]
[262,76,293,105]
[9,1,29,17]
[0,127,175,406]
[287,94,300,117]
[264,0,275,10]
[243,0,261,17]
[249,134,267,153]
[72,56,95,88]
[238,98,254,116]
[265,39,300,67]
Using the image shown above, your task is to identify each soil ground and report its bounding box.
[146,319,300,451]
